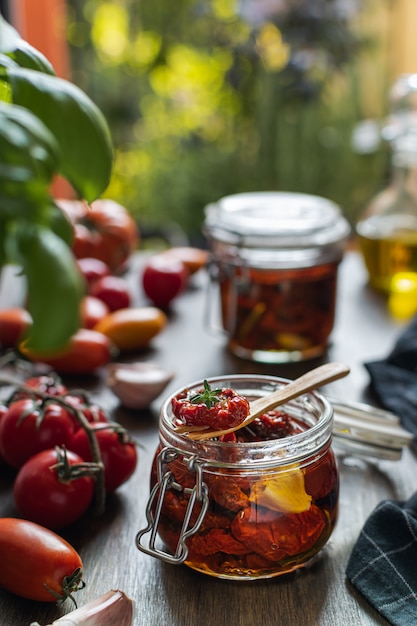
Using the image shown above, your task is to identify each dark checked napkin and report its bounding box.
[364,313,417,437]
[346,316,417,625]
[346,493,417,625]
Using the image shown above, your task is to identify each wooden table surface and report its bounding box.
[0,250,416,626]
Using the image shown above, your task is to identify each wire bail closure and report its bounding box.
[135,447,209,564]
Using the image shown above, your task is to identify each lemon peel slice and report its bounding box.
[249,468,311,514]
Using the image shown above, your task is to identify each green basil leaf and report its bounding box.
[15,225,84,352]
[0,14,54,74]
[7,67,113,202]
[0,101,60,175]
[0,102,60,218]
[49,201,74,246]
[0,14,23,51]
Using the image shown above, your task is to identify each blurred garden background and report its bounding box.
[7,0,417,243]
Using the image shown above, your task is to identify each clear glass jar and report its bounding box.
[136,375,339,580]
[204,192,350,363]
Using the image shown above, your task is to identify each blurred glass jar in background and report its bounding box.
[356,74,417,301]
[203,192,350,363]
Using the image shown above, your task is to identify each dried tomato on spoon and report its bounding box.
[171,380,250,431]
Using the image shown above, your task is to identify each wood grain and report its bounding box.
[0,251,414,626]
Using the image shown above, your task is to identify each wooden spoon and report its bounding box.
[175,362,350,441]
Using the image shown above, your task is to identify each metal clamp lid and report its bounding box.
[135,447,209,565]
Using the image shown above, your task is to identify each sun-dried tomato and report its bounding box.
[231,504,326,562]
[171,380,250,430]
[189,529,248,557]
[304,449,339,501]
[208,475,249,512]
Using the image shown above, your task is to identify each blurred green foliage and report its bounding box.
[66,0,392,240]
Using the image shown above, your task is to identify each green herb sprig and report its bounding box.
[189,380,223,409]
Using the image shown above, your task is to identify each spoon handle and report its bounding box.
[188,362,350,441]
[247,362,350,421]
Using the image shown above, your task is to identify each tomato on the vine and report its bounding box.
[69,422,137,492]
[13,447,96,529]
[15,374,68,399]
[64,394,109,431]
[0,518,84,603]
[0,398,75,468]
[142,255,188,309]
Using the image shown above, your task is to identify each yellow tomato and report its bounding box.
[94,307,167,351]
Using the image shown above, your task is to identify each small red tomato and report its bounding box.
[19,328,114,374]
[69,422,137,492]
[80,295,110,329]
[0,405,7,465]
[14,447,95,529]
[64,394,109,431]
[76,257,111,286]
[0,398,75,468]
[89,275,131,311]
[142,255,188,309]
[0,518,84,603]
[0,307,32,348]
[17,375,68,398]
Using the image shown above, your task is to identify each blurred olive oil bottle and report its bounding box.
[356,75,417,317]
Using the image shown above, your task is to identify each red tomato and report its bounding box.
[0,518,84,603]
[0,307,32,348]
[15,375,68,398]
[64,394,109,431]
[76,257,111,286]
[0,398,75,468]
[142,255,188,309]
[0,405,7,465]
[69,422,137,492]
[19,328,114,374]
[57,198,140,272]
[80,295,110,329]
[89,275,131,311]
[14,447,95,529]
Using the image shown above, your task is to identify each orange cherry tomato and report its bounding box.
[160,246,208,275]
[19,329,114,374]
[0,518,84,603]
[93,306,167,351]
[0,308,32,348]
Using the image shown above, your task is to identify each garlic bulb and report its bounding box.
[107,362,174,409]
[30,589,134,625]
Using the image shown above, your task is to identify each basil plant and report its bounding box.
[0,13,113,352]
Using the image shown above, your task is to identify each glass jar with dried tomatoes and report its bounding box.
[204,192,350,362]
[136,374,339,580]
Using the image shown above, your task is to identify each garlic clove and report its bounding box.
[107,362,174,409]
[30,589,134,626]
